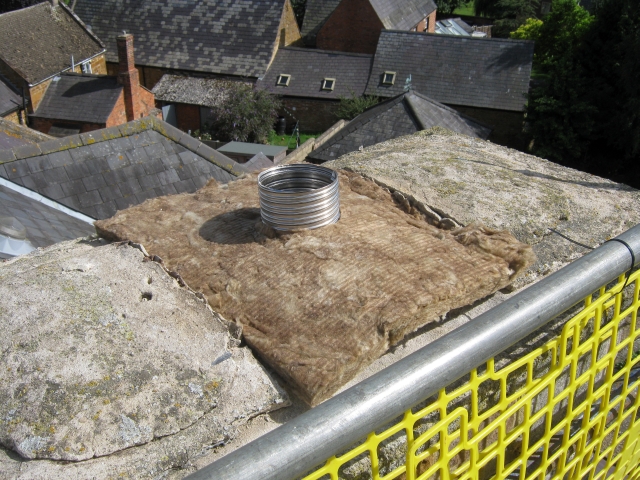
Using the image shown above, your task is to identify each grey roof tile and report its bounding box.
[0,77,22,117]
[0,118,242,219]
[365,31,534,112]
[309,90,491,162]
[256,47,373,100]
[301,0,341,45]
[74,0,283,78]
[370,0,437,30]
[0,182,94,250]
[32,74,122,124]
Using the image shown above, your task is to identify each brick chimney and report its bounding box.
[116,33,142,122]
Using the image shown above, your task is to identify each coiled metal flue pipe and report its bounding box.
[257,164,340,231]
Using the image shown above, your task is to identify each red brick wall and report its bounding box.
[175,103,201,133]
[282,97,340,133]
[106,91,128,127]
[316,0,384,54]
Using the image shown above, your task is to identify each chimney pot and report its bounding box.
[51,0,59,6]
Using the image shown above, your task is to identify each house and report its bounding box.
[30,33,159,137]
[72,0,302,90]
[152,75,252,134]
[307,90,491,163]
[256,47,374,132]
[310,0,438,54]
[0,118,51,150]
[0,0,106,114]
[0,116,247,220]
[365,31,534,146]
[0,176,95,259]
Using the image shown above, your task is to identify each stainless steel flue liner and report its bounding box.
[257,164,340,231]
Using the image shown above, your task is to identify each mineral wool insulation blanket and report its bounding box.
[97,171,535,405]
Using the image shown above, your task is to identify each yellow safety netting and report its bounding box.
[305,268,640,480]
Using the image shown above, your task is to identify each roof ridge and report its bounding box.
[59,1,106,49]
[281,46,374,58]
[312,94,407,154]
[381,29,535,44]
[0,117,244,177]
[407,90,494,131]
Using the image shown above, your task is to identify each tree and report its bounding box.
[335,92,379,120]
[290,0,307,29]
[525,0,594,162]
[526,0,640,187]
[475,0,540,36]
[207,85,282,144]
[434,0,466,15]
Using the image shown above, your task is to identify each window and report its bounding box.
[276,74,291,86]
[321,78,335,91]
[382,71,396,85]
[81,61,92,74]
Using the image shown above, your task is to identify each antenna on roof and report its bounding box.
[71,55,75,72]
[404,74,412,91]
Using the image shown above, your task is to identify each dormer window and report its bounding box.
[276,74,291,87]
[321,78,335,91]
[382,71,396,85]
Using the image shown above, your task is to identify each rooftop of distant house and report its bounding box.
[0,1,104,85]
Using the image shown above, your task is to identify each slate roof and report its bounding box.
[256,47,373,100]
[0,2,104,85]
[300,0,341,46]
[0,118,52,150]
[0,77,22,117]
[308,90,491,162]
[369,0,437,30]
[32,73,123,124]
[365,31,534,112]
[243,152,275,171]
[152,75,251,108]
[73,0,287,78]
[0,117,246,220]
[0,177,94,257]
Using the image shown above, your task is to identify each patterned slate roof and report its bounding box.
[370,0,437,30]
[152,75,252,108]
[0,118,52,150]
[256,47,373,100]
[308,90,491,162]
[0,178,94,255]
[366,31,534,112]
[0,77,21,117]
[300,0,341,46]
[0,2,104,85]
[73,0,287,78]
[0,117,245,220]
[33,73,123,124]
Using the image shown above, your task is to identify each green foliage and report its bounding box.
[335,93,379,120]
[206,85,282,144]
[290,0,307,28]
[435,0,467,15]
[474,0,540,36]
[510,17,543,41]
[526,0,594,161]
[527,0,640,187]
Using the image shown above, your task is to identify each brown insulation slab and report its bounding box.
[96,171,535,405]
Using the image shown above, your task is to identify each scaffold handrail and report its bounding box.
[185,224,640,480]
